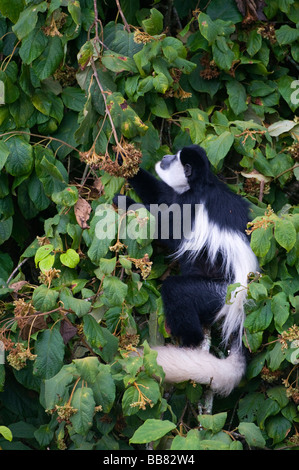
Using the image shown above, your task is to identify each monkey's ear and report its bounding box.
[184,163,192,177]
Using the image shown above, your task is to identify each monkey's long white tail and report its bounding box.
[214,233,259,350]
[153,345,246,396]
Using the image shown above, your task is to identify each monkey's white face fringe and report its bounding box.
[175,205,259,349]
[155,152,190,194]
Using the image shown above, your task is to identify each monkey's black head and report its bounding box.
[155,145,211,193]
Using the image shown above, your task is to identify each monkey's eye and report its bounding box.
[184,164,192,177]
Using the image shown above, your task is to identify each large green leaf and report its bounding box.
[34,328,65,379]
[12,2,47,39]
[5,136,33,177]
[32,36,64,80]
[130,419,176,444]
[19,27,48,64]
[70,387,96,435]
[203,131,234,168]
[238,422,266,448]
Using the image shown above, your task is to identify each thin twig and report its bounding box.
[90,57,120,146]
[7,258,29,286]
[0,131,80,154]
[275,163,299,180]
[115,0,131,32]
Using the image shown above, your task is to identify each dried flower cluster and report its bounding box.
[42,12,67,37]
[38,268,61,288]
[279,325,299,350]
[245,206,274,235]
[133,29,154,44]
[101,142,142,179]
[130,382,154,411]
[131,254,153,279]
[119,333,140,350]
[46,404,78,423]
[79,148,104,170]
[288,143,299,162]
[37,236,51,246]
[54,64,77,87]
[243,178,270,197]
[109,240,127,253]
[257,24,276,44]
[260,366,282,383]
[6,342,37,371]
[282,378,299,405]
[200,53,220,80]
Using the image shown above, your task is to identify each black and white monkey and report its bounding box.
[113,144,259,396]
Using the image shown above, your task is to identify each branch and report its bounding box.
[7,258,29,286]
[115,0,131,33]
[198,328,215,416]
[90,57,120,146]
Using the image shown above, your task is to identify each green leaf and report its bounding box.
[198,12,219,43]
[0,217,13,245]
[19,27,48,64]
[60,289,91,317]
[70,387,95,435]
[0,426,13,442]
[276,25,299,45]
[32,285,59,312]
[43,363,76,409]
[267,119,297,137]
[34,244,54,267]
[277,75,299,112]
[91,365,116,412]
[0,141,10,171]
[248,282,268,301]
[171,429,202,450]
[142,8,164,35]
[247,29,262,56]
[32,89,64,122]
[226,80,248,115]
[5,136,33,177]
[9,92,35,128]
[99,257,116,275]
[34,328,65,379]
[153,73,169,93]
[130,419,176,444]
[149,95,171,118]
[52,186,79,207]
[256,397,280,429]
[198,412,227,434]
[68,0,81,25]
[12,2,47,40]
[250,226,273,257]
[102,276,128,307]
[271,292,290,329]
[32,36,64,80]
[83,314,107,350]
[238,422,266,448]
[0,0,25,23]
[60,249,80,268]
[203,131,234,168]
[122,375,161,416]
[102,51,138,73]
[274,218,296,251]
[265,415,291,444]
[245,301,273,333]
[212,36,235,70]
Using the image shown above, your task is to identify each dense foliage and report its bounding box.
[0,0,298,450]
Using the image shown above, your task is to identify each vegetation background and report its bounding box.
[0,0,298,450]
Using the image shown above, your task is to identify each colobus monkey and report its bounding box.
[113,145,259,396]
